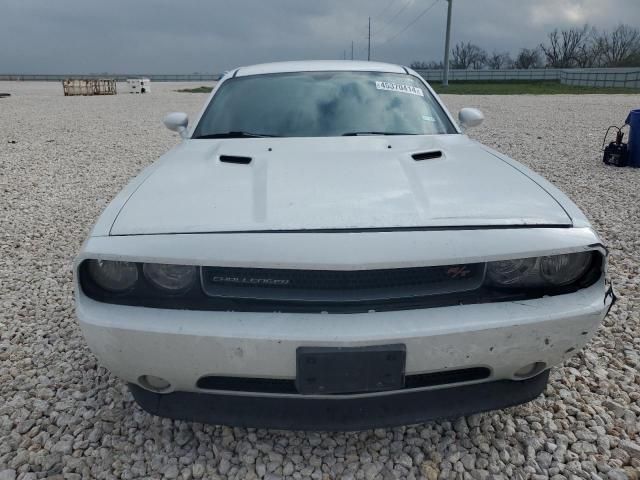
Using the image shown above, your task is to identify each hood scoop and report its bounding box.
[412,150,442,161]
[220,155,252,165]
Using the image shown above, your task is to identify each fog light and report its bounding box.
[514,362,546,379]
[139,375,172,392]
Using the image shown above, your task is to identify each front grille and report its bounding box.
[201,264,485,302]
[195,367,491,395]
[79,252,602,313]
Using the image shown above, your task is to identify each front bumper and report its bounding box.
[75,227,613,429]
[129,370,550,431]
[77,276,611,388]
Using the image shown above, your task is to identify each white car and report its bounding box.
[75,61,614,430]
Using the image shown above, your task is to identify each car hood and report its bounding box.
[109,135,571,235]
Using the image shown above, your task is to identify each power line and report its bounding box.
[352,0,406,49]
[373,0,400,21]
[375,0,414,38]
[372,0,416,42]
[379,0,440,46]
[386,0,413,26]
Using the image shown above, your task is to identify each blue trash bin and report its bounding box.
[626,109,640,168]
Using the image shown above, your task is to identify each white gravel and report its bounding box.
[1,81,639,480]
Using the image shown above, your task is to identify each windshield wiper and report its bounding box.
[194,131,281,139]
[341,131,418,136]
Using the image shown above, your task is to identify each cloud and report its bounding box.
[0,0,638,73]
[529,0,600,26]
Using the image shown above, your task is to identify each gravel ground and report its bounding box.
[1,81,639,480]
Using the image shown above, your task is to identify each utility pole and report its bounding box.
[351,41,354,60]
[442,0,453,86]
[368,17,371,61]
[343,50,346,60]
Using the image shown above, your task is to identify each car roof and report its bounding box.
[234,60,408,77]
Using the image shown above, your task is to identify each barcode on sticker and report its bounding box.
[375,81,424,97]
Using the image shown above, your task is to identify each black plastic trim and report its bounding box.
[109,224,573,236]
[404,367,491,388]
[196,367,490,394]
[412,150,442,161]
[79,252,602,313]
[197,376,298,394]
[220,155,252,164]
[129,370,550,431]
[200,263,485,302]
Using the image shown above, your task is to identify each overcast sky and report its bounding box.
[1,0,637,74]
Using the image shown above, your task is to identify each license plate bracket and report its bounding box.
[296,345,406,395]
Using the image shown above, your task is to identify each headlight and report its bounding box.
[87,260,138,292]
[540,252,592,286]
[487,252,594,288]
[486,257,538,286]
[143,263,197,292]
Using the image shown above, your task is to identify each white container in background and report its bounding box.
[126,78,151,94]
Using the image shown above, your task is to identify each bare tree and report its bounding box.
[540,25,591,67]
[575,40,602,67]
[595,24,640,67]
[411,24,640,73]
[625,51,640,67]
[426,60,444,69]
[410,61,429,69]
[409,61,444,70]
[471,51,487,69]
[514,48,542,69]
[487,51,513,69]
[451,42,487,69]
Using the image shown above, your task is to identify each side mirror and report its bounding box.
[458,108,484,131]
[163,112,189,139]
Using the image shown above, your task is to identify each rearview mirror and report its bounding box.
[458,108,484,131]
[163,112,189,139]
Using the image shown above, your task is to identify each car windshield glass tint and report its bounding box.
[192,71,456,138]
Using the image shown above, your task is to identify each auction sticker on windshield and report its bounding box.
[375,81,424,97]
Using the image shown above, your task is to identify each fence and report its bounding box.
[1,68,639,88]
[413,68,640,88]
[560,69,640,88]
[415,68,560,82]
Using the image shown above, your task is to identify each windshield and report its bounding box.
[192,71,457,138]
